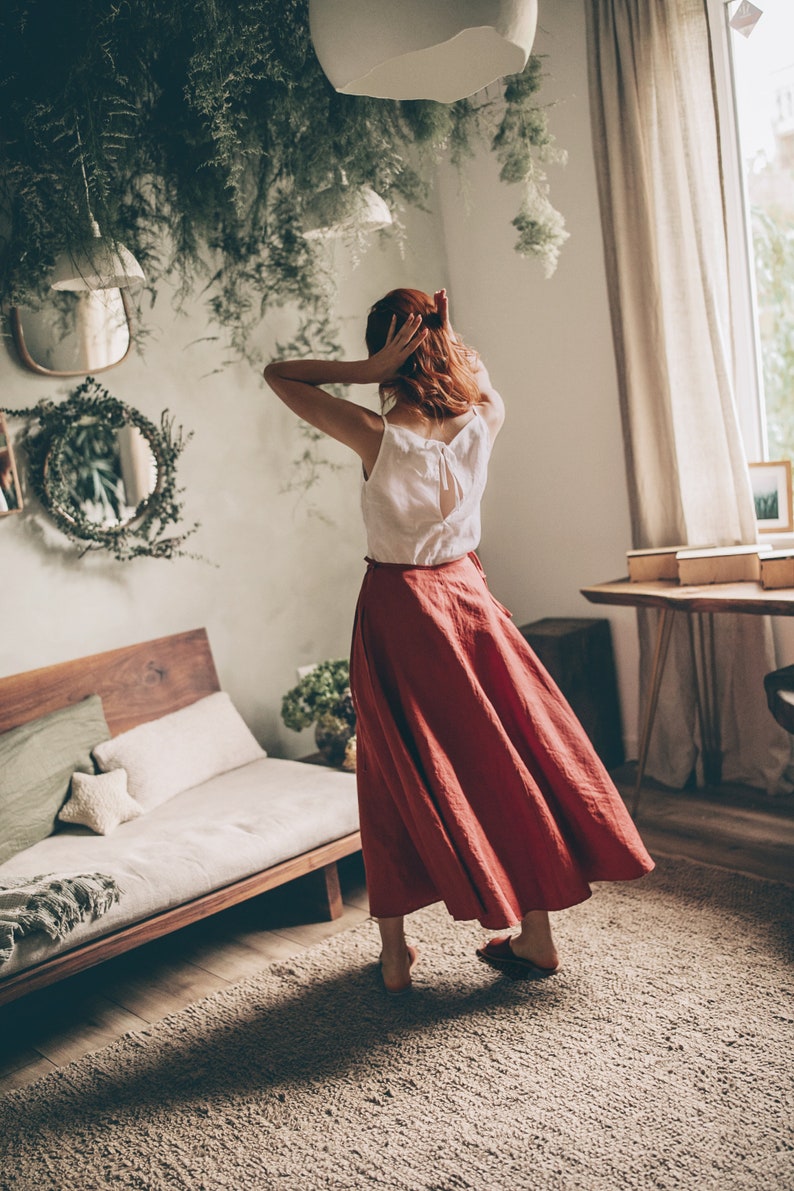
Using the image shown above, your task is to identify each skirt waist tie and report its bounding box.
[365,553,473,573]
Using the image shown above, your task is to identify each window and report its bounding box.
[709,1,794,464]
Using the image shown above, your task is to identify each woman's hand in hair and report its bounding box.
[363,313,428,384]
[434,288,468,349]
[434,289,452,336]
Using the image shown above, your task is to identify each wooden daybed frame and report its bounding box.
[0,628,361,1006]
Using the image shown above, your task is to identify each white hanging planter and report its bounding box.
[309,0,538,102]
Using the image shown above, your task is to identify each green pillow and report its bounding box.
[0,695,111,865]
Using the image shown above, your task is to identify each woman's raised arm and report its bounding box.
[263,315,428,470]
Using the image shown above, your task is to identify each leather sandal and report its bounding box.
[476,935,558,980]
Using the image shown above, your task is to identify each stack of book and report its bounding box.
[675,545,772,584]
[759,550,794,590]
[626,546,691,582]
[627,544,775,585]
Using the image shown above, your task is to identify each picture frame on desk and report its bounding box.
[749,460,793,533]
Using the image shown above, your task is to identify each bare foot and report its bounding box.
[380,944,419,995]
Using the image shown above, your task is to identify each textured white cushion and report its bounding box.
[92,692,266,811]
[58,770,143,835]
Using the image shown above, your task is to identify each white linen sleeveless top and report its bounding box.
[361,409,492,565]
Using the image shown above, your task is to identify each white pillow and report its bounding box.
[92,692,266,811]
[58,769,143,835]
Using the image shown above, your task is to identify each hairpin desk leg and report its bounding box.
[631,606,675,819]
[690,611,721,786]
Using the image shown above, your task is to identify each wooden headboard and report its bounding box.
[0,628,221,737]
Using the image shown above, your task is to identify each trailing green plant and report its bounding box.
[491,58,569,276]
[2,376,199,561]
[0,1,567,358]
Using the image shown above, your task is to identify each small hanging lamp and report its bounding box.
[51,218,145,291]
[50,122,145,292]
[303,180,393,240]
[308,0,538,103]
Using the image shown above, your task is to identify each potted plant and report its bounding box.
[281,658,356,768]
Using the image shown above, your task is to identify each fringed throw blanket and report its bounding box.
[0,873,121,966]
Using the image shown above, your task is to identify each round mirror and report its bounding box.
[10,290,132,377]
[1,378,197,561]
[46,419,158,530]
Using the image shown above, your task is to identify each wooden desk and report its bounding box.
[581,578,794,816]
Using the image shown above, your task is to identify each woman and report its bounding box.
[265,288,653,996]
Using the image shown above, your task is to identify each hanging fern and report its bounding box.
[0,1,567,357]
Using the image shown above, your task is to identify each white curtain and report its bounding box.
[586,0,790,791]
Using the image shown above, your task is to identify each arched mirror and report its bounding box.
[9,289,133,377]
[1,378,198,561]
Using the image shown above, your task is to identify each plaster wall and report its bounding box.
[438,0,641,755]
[0,215,449,759]
[0,0,642,758]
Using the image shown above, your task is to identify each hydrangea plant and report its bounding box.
[281,658,356,767]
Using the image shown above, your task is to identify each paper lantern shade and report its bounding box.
[309,0,538,102]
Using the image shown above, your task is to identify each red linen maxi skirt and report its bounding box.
[350,553,654,930]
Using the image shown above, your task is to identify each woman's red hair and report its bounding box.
[365,288,480,419]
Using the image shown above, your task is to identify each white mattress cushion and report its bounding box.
[0,757,359,979]
[93,692,267,811]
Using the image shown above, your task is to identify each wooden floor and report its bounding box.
[2,777,793,1098]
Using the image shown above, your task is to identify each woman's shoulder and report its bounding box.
[472,361,505,441]
[476,400,504,444]
[384,407,478,443]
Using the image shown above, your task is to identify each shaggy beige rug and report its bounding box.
[0,857,792,1191]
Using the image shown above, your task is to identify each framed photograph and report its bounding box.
[749,460,793,533]
[0,413,23,515]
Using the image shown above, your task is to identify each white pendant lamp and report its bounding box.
[50,121,145,292]
[303,183,393,240]
[51,218,145,292]
[309,0,538,103]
